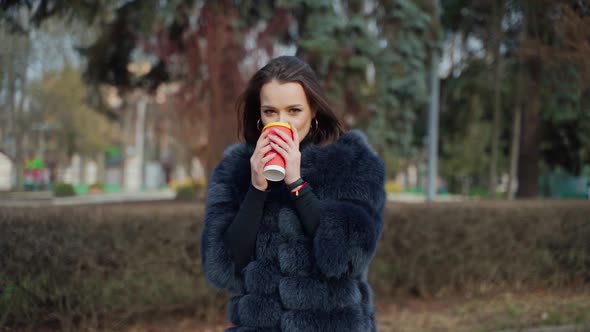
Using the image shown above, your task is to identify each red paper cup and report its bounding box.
[262,122,293,181]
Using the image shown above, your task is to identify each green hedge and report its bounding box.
[52,183,76,197]
[0,203,223,330]
[372,201,590,298]
[0,200,589,330]
[175,184,200,201]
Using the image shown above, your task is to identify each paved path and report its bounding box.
[0,189,176,207]
[387,192,465,203]
[1,190,459,206]
[494,324,590,332]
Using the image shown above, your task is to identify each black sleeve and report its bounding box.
[223,184,269,272]
[291,184,320,236]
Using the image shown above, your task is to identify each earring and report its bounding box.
[257,119,262,132]
[313,118,319,131]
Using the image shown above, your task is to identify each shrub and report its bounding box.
[175,184,196,201]
[174,178,206,201]
[372,200,590,298]
[1,200,589,329]
[53,183,76,197]
[0,203,222,330]
[385,180,403,193]
[88,182,105,193]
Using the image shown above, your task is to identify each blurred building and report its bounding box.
[88,76,206,192]
[0,151,14,191]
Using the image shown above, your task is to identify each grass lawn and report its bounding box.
[118,288,590,332]
[377,287,590,332]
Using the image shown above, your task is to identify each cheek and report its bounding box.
[295,120,307,132]
[296,122,311,138]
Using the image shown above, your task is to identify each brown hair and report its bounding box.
[237,56,343,145]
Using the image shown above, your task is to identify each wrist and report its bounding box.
[286,177,303,190]
[290,181,310,199]
[252,182,267,192]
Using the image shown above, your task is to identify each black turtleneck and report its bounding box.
[223,134,321,273]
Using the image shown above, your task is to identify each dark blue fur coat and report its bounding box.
[201,130,386,332]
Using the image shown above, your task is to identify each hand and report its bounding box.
[250,129,277,191]
[269,122,301,186]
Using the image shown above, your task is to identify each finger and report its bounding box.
[260,144,273,155]
[256,130,271,146]
[256,136,271,150]
[261,152,277,164]
[273,129,294,144]
[270,142,288,159]
[269,134,290,151]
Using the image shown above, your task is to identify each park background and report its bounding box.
[1,0,589,331]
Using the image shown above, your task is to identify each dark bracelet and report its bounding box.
[286,178,304,191]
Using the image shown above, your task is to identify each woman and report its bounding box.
[200,56,386,332]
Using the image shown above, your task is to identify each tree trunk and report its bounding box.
[508,63,525,200]
[508,19,527,199]
[203,1,243,179]
[79,155,87,185]
[14,135,25,190]
[14,74,29,191]
[516,0,546,199]
[403,163,411,189]
[461,176,472,197]
[516,66,542,198]
[96,151,106,184]
[5,40,20,189]
[508,109,521,199]
[6,29,32,191]
[488,0,503,198]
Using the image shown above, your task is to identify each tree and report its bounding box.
[0,22,32,189]
[29,66,114,182]
[441,94,491,194]
[369,0,434,164]
[488,0,504,198]
[516,0,590,197]
[2,0,442,183]
[79,0,439,179]
[439,58,494,193]
[441,0,590,198]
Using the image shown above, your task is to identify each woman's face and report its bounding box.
[259,80,316,142]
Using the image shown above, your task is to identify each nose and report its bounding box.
[279,112,287,123]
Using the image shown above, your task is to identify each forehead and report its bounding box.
[260,81,309,106]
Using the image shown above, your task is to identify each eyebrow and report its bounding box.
[260,104,303,110]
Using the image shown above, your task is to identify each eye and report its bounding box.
[290,108,302,113]
[263,109,276,115]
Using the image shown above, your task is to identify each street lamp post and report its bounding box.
[426,0,442,202]
[426,49,440,202]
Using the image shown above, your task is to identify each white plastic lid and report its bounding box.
[263,165,286,182]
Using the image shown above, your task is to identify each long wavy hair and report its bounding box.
[237,56,343,145]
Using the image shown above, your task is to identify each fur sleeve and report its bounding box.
[310,130,386,278]
[200,144,250,293]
